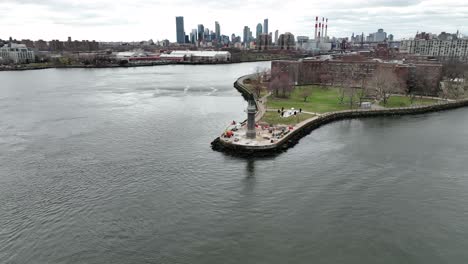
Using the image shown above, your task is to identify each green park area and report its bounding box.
[243,79,442,126]
[260,111,315,125]
[266,85,440,113]
[267,85,358,114]
[378,96,438,107]
[262,85,438,125]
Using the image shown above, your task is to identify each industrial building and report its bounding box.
[295,16,332,52]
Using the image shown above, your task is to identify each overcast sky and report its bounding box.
[1,0,467,42]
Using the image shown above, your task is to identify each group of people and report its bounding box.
[277,107,302,117]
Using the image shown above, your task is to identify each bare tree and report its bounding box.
[319,73,331,90]
[252,67,264,98]
[337,86,346,104]
[268,67,282,97]
[279,71,294,98]
[344,64,361,108]
[441,79,465,99]
[370,66,402,106]
[262,68,270,82]
[269,63,300,99]
[301,87,312,102]
[268,75,281,97]
[334,65,347,104]
[438,61,468,99]
[356,74,370,106]
[344,86,356,108]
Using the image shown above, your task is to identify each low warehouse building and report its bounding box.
[169,50,231,63]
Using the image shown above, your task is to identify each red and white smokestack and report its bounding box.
[321,17,325,40]
[314,16,318,40]
[318,22,321,40]
[325,18,328,39]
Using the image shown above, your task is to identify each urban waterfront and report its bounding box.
[1,62,468,263]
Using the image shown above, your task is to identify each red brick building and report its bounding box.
[271,55,443,96]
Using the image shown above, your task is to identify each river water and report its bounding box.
[1,62,468,264]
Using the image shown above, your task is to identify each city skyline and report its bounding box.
[1,0,467,41]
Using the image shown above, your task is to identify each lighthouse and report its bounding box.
[246,100,257,139]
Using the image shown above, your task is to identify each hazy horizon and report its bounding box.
[1,0,467,42]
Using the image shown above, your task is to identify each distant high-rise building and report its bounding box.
[278,32,295,50]
[256,23,263,39]
[274,30,279,45]
[375,28,387,42]
[257,33,272,50]
[198,24,204,41]
[243,26,250,46]
[204,28,210,41]
[263,19,269,34]
[367,29,387,42]
[176,16,185,44]
[191,29,198,44]
[215,21,221,41]
[221,35,230,46]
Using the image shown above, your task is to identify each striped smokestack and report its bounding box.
[321,17,325,40]
[314,16,318,40]
[318,22,321,40]
[325,18,328,39]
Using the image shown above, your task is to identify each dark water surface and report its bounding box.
[1,62,468,264]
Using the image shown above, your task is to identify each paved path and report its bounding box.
[266,108,321,116]
[236,74,270,123]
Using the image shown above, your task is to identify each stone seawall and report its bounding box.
[211,75,468,156]
[233,74,256,104]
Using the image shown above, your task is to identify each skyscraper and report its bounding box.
[204,28,210,41]
[243,26,250,46]
[191,29,198,44]
[264,19,269,34]
[256,23,263,39]
[215,21,221,41]
[274,30,279,45]
[197,24,204,41]
[176,16,185,44]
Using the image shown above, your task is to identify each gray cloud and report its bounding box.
[1,0,467,41]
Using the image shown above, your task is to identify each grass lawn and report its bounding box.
[261,112,315,125]
[267,85,358,113]
[379,96,438,108]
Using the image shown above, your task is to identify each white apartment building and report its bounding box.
[401,39,468,59]
[0,43,35,64]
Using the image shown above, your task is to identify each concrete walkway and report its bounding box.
[266,108,322,116]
